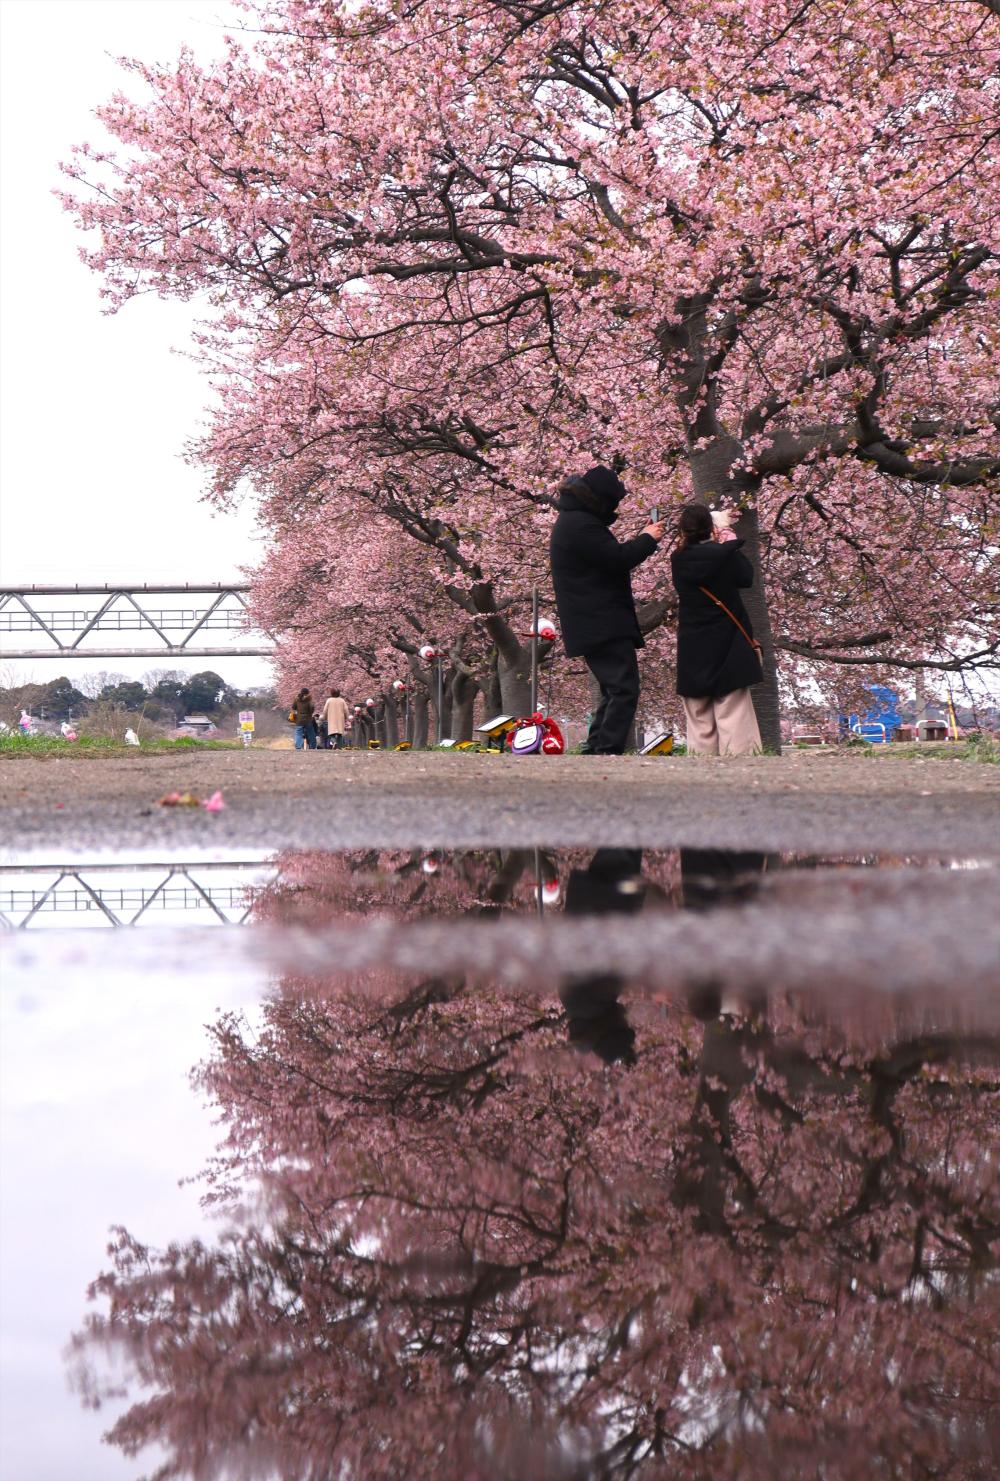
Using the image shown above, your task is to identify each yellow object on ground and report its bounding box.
[639,732,674,756]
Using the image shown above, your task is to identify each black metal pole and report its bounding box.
[530,586,539,714]
[436,657,444,745]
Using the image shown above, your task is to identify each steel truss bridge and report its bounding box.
[0,583,274,659]
[0,861,274,929]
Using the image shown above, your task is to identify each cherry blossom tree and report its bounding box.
[63,0,1000,747]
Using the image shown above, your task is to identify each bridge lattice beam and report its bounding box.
[0,583,275,658]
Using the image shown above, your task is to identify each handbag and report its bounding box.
[507,713,566,755]
[698,587,762,655]
[287,708,297,724]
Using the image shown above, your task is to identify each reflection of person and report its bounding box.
[679,849,768,1021]
[550,466,664,755]
[680,848,767,910]
[560,848,647,1064]
[559,848,771,1057]
[321,689,349,750]
[671,504,763,756]
[292,687,318,750]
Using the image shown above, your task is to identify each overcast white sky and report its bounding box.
[0,0,272,688]
[1,922,270,1480]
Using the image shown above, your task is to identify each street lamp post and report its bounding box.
[530,586,539,715]
[419,643,444,745]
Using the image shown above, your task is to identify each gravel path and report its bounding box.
[2,748,998,855]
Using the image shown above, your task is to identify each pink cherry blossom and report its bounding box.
[60,0,1000,743]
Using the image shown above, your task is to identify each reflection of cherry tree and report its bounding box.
[71,961,998,1479]
[247,847,679,925]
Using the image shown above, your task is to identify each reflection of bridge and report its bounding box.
[0,861,274,929]
[0,584,274,659]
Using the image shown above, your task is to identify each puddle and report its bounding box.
[1,846,998,1479]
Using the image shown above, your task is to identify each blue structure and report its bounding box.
[841,685,901,744]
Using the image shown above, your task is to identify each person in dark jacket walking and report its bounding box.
[670,504,763,755]
[291,687,318,750]
[550,466,664,754]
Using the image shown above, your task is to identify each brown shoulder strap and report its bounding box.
[698,586,762,654]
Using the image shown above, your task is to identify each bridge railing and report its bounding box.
[0,860,276,929]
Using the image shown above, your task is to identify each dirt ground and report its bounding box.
[2,747,998,855]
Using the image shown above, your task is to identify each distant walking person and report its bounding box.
[320,688,349,750]
[671,504,763,756]
[291,687,318,750]
[550,466,664,755]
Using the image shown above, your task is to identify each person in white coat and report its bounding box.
[320,689,350,750]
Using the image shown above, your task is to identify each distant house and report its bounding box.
[181,714,213,730]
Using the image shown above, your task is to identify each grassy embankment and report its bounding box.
[0,733,242,758]
[3,733,997,763]
[825,738,999,765]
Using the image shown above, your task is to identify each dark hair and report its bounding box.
[297,687,310,699]
[330,688,340,698]
[677,503,713,549]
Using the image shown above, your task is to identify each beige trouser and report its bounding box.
[682,689,762,756]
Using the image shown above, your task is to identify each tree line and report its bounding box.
[0,669,274,727]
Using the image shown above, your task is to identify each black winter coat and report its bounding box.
[550,489,658,657]
[671,538,764,697]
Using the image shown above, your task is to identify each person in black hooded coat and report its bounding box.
[670,504,763,756]
[549,466,664,754]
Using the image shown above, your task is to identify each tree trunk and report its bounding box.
[401,657,432,748]
[410,689,429,749]
[441,670,453,741]
[475,598,533,715]
[733,507,781,753]
[383,695,399,748]
[451,671,477,742]
[485,651,503,716]
[428,664,453,743]
[498,649,533,715]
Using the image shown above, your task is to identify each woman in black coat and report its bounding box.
[670,504,763,755]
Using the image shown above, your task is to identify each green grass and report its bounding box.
[0,732,242,757]
[830,739,999,764]
[912,737,1000,764]
[3,731,996,763]
[962,737,1000,764]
